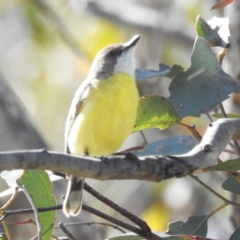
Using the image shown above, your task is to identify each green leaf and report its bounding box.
[211,159,240,171]
[133,96,179,132]
[222,176,240,195]
[196,15,230,48]
[165,65,184,79]
[168,37,240,119]
[230,226,240,240]
[167,215,208,236]
[17,170,56,240]
[134,135,198,156]
[135,64,170,81]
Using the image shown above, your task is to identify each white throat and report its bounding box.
[113,48,136,77]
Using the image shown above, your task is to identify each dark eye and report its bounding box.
[107,51,115,58]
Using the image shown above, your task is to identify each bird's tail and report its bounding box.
[63,175,84,217]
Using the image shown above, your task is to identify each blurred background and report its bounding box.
[0,0,239,239]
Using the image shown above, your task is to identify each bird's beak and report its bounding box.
[123,35,140,50]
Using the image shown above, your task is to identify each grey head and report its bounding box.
[88,35,140,80]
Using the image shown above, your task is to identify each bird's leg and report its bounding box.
[114,152,141,165]
[99,156,111,164]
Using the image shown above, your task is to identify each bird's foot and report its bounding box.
[114,152,141,167]
[99,156,111,164]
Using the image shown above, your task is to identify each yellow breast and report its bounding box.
[68,72,139,157]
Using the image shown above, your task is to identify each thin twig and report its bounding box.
[207,203,229,219]
[219,104,240,154]
[55,221,126,234]
[189,203,228,235]
[217,48,240,155]
[82,204,163,240]
[233,140,240,155]
[59,222,78,240]
[180,123,202,142]
[206,112,213,122]
[219,103,227,118]
[82,204,142,235]
[2,204,149,239]
[1,187,19,209]
[191,176,240,207]
[1,205,62,221]
[11,218,36,227]
[0,187,19,240]
[140,131,148,146]
[223,149,238,154]
[84,183,151,234]
[1,218,11,240]
[218,48,227,66]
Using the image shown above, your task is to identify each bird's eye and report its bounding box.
[107,51,115,58]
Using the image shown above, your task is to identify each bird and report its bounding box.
[63,35,140,217]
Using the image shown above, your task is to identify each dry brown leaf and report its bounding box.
[211,0,234,10]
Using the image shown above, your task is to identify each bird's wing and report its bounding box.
[64,78,92,154]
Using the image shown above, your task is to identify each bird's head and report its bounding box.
[89,35,140,79]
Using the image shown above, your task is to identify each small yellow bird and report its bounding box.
[63,35,140,217]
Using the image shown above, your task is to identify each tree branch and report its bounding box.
[0,119,238,181]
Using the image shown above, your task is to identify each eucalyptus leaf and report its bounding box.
[17,170,56,240]
[134,96,179,132]
[230,226,240,240]
[222,176,240,195]
[196,15,230,48]
[167,215,208,236]
[211,159,240,171]
[134,135,198,156]
[135,63,170,81]
[168,37,240,119]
